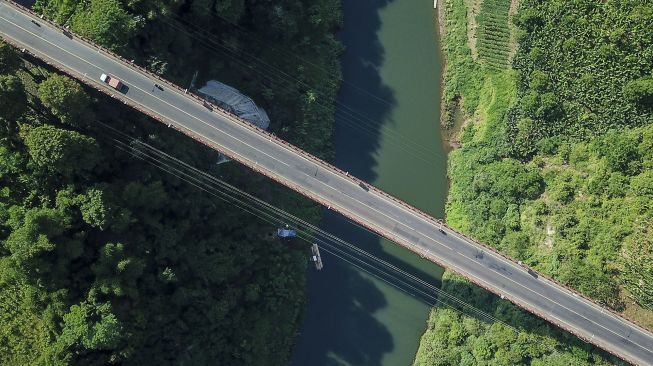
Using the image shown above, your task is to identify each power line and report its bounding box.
[116,138,513,329]
[96,122,519,331]
[98,121,504,320]
[182,10,394,109]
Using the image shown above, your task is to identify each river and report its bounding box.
[290,1,446,365]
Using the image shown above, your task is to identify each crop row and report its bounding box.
[476,0,512,69]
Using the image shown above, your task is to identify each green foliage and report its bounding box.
[91,242,143,298]
[442,0,653,361]
[476,0,512,70]
[620,222,653,310]
[34,0,139,51]
[4,207,66,274]
[0,75,27,122]
[57,300,123,351]
[71,0,139,51]
[0,40,21,74]
[510,0,653,140]
[3,0,342,363]
[38,74,93,126]
[624,76,653,109]
[413,272,616,366]
[24,124,100,175]
[439,0,483,126]
[76,186,113,230]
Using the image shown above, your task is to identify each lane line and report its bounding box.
[0,13,293,171]
[2,13,459,257]
[2,6,652,360]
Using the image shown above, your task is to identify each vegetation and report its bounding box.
[416,0,653,364]
[0,0,343,363]
[476,0,511,70]
[507,1,653,157]
[34,0,343,158]
[414,272,619,366]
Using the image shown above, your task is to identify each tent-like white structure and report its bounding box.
[198,80,270,130]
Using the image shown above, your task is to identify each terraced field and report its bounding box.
[476,0,511,70]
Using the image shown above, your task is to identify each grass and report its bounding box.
[472,70,516,143]
[440,0,514,128]
[622,289,653,331]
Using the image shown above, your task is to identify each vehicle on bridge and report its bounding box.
[100,73,125,92]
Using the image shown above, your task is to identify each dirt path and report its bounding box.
[465,0,482,61]
[507,0,520,62]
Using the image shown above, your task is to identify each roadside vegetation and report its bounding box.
[414,273,618,366]
[415,0,653,364]
[0,0,342,364]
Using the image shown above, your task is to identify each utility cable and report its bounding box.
[99,123,519,331]
[98,120,513,327]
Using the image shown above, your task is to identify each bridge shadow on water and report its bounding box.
[291,212,446,366]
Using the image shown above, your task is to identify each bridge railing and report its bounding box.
[3,2,651,364]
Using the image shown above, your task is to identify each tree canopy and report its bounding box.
[1,0,343,363]
[38,74,93,126]
[426,0,653,363]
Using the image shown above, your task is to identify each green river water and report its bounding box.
[291,0,447,365]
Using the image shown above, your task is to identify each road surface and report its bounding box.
[1,2,652,364]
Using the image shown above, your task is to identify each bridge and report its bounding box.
[1,1,652,364]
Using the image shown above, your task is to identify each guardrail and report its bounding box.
[1,2,651,364]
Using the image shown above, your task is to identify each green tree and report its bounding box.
[595,131,641,175]
[76,186,113,230]
[70,0,138,51]
[623,76,653,108]
[630,171,653,198]
[24,125,100,175]
[38,74,93,126]
[0,40,21,74]
[558,259,622,310]
[215,0,245,23]
[640,125,653,169]
[4,207,67,276]
[57,300,123,351]
[621,222,653,310]
[92,242,144,298]
[0,75,27,122]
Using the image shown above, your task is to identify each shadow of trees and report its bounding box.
[332,0,395,184]
[291,0,450,365]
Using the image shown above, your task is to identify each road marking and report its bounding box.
[0,11,292,172]
[457,251,653,356]
[2,6,653,359]
[3,7,460,258]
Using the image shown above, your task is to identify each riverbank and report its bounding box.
[414,0,653,364]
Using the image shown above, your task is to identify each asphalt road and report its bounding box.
[1,1,653,364]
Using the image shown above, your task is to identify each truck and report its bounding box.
[100,73,124,91]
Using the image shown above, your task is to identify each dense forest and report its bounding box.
[415,0,652,364]
[0,0,342,364]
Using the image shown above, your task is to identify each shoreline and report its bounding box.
[435,0,466,153]
[436,0,446,127]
